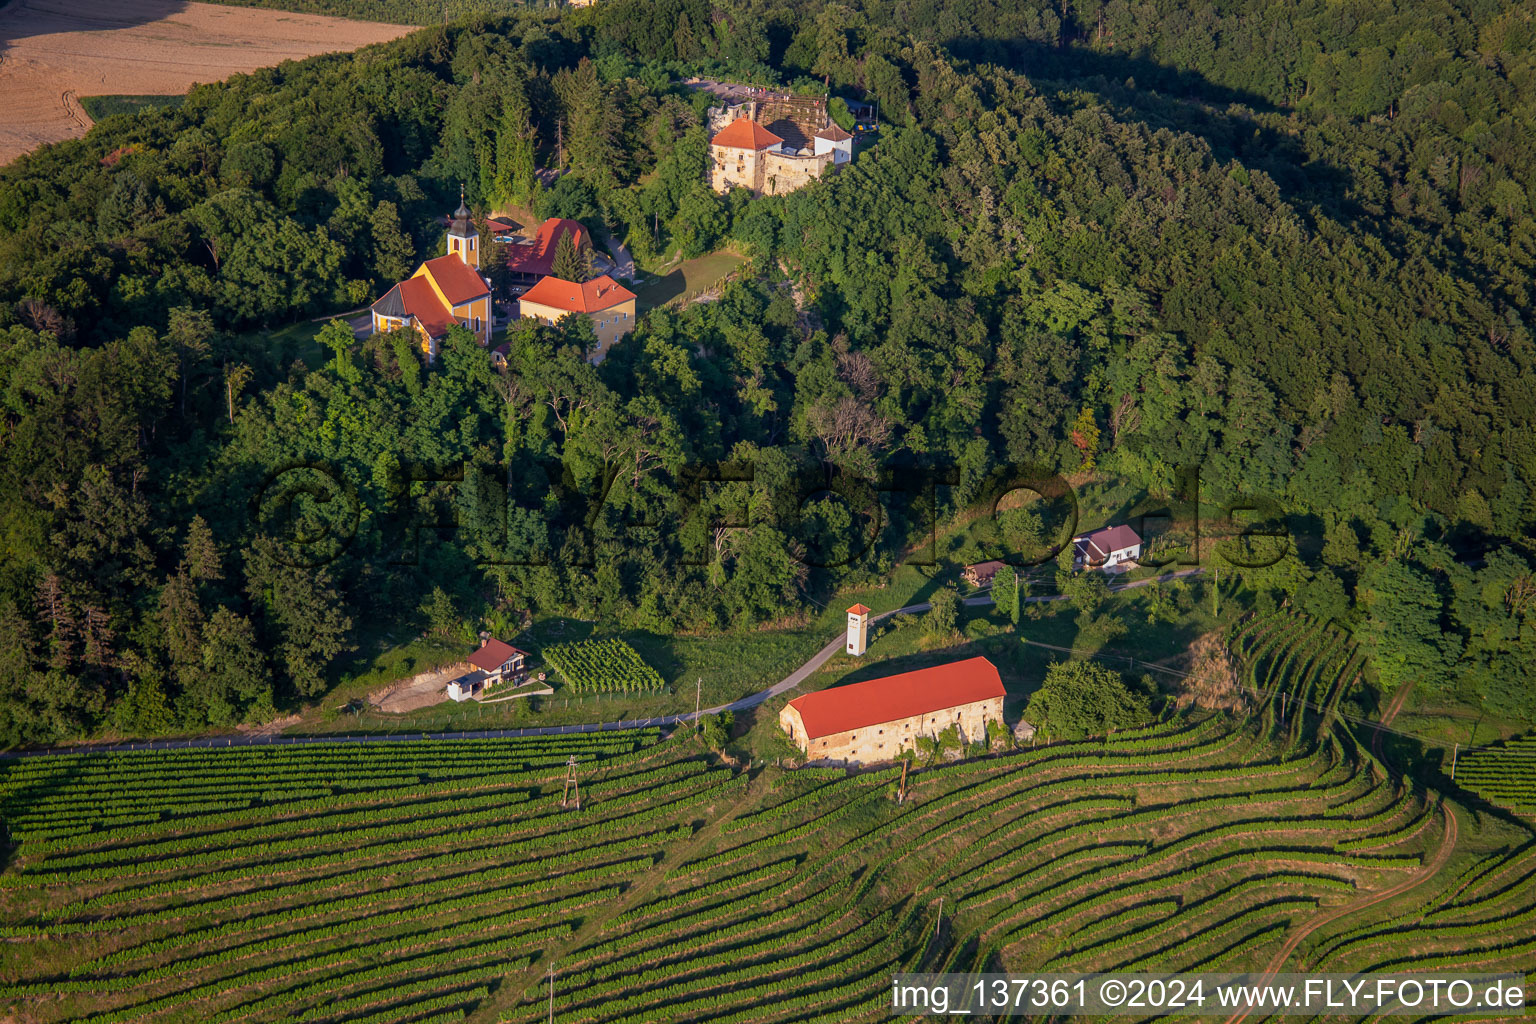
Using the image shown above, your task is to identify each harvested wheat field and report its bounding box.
[0,0,415,165]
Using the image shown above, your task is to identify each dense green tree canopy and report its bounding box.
[0,0,1532,744]
[1024,659,1153,740]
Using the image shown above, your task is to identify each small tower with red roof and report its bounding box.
[846,603,870,656]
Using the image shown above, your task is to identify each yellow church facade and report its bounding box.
[370,199,493,361]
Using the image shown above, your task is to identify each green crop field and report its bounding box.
[1,710,1533,1024]
[1456,736,1536,813]
[544,638,665,694]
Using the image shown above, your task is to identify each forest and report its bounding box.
[0,0,1532,744]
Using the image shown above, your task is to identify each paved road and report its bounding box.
[601,229,636,282]
[1,567,1204,759]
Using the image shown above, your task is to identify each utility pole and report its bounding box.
[561,756,580,810]
[1451,742,1458,780]
[694,678,702,731]
[547,963,555,1024]
[897,758,910,804]
[934,896,944,937]
[556,119,564,168]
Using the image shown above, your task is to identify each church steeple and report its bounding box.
[446,186,478,267]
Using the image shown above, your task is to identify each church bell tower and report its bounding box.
[446,189,478,267]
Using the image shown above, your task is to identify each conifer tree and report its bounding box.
[551,228,593,282]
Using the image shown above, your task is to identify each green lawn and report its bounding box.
[229,318,334,373]
[291,615,832,736]
[79,94,185,120]
[292,574,1227,739]
[633,250,747,311]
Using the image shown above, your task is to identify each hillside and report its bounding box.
[0,0,1528,768]
[0,717,1531,1022]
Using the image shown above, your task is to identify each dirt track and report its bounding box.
[1218,803,1461,1024]
[0,0,415,165]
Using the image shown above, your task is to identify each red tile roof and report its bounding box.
[505,218,591,277]
[1082,524,1141,557]
[711,117,783,151]
[814,123,853,142]
[467,638,527,673]
[520,274,636,315]
[847,604,871,615]
[787,657,1005,740]
[420,254,491,306]
[397,276,452,338]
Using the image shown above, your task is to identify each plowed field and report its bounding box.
[0,0,413,165]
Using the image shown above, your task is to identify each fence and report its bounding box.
[668,267,746,308]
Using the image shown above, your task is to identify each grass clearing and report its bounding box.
[78,94,186,120]
[633,250,747,310]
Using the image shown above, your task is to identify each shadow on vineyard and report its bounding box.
[3,701,1530,1023]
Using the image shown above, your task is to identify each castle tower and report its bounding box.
[846,603,869,656]
[446,191,478,268]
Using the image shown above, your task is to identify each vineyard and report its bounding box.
[1227,610,1363,747]
[543,639,665,694]
[2,710,1532,1024]
[1455,736,1536,813]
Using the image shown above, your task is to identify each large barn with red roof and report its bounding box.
[778,656,1005,764]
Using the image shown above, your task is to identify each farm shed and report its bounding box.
[779,657,1005,765]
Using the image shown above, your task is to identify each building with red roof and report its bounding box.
[370,199,493,362]
[1072,524,1142,570]
[711,117,784,152]
[447,636,531,702]
[778,656,1006,764]
[505,217,592,288]
[707,101,853,196]
[517,273,637,362]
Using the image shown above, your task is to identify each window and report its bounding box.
[473,316,480,332]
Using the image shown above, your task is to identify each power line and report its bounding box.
[1018,637,1505,753]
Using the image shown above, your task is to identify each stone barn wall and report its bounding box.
[780,697,1003,765]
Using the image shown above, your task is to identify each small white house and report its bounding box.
[813,123,854,164]
[1073,524,1142,569]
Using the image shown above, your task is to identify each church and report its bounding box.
[371,198,638,365]
[369,198,494,362]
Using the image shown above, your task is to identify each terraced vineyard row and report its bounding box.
[1228,610,1363,744]
[3,715,1533,1023]
[1455,735,1536,812]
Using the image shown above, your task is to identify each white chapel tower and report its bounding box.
[846,603,869,656]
